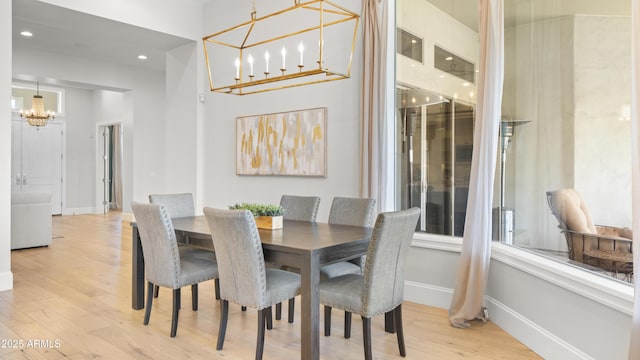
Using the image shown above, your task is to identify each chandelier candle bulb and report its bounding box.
[248,54,254,77]
[264,51,270,74]
[234,58,240,79]
[281,47,286,70]
[298,42,304,65]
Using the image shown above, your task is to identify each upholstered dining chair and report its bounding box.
[320,196,377,279]
[203,207,301,360]
[149,192,220,299]
[280,194,321,222]
[274,194,321,322]
[319,197,377,336]
[320,207,420,359]
[148,193,195,219]
[131,202,219,337]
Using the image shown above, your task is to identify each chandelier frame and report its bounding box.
[202,0,360,95]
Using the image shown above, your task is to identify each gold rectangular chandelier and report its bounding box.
[202,0,359,95]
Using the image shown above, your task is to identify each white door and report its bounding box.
[12,118,64,215]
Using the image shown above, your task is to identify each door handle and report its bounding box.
[15,174,21,185]
[22,174,27,185]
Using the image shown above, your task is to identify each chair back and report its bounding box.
[546,189,597,234]
[149,193,194,218]
[131,202,182,288]
[203,207,268,309]
[361,207,420,316]
[328,197,377,227]
[280,195,320,222]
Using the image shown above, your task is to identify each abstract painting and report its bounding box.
[236,107,327,176]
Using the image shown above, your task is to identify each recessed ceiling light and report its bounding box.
[20,31,33,37]
[137,54,148,60]
[411,39,417,44]
[445,56,453,61]
[463,82,470,87]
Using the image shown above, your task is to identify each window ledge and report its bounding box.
[411,233,634,315]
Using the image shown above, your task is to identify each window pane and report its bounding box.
[501,0,632,284]
[12,85,61,114]
[397,0,478,235]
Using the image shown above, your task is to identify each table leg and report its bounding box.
[132,225,145,310]
[300,253,320,360]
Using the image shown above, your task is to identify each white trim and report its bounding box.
[491,242,634,315]
[410,233,634,315]
[485,296,595,360]
[412,232,463,253]
[405,280,453,309]
[61,207,96,216]
[0,271,13,292]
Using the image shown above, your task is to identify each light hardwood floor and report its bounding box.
[0,212,542,359]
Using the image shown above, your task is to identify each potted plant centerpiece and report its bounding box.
[229,202,285,230]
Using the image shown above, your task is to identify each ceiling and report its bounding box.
[11,0,631,88]
[12,0,196,86]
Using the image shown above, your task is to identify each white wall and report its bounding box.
[165,42,198,196]
[0,0,13,291]
[64,87,95,211]
[200,0,363,221]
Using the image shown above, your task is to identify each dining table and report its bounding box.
[131,216,396,360]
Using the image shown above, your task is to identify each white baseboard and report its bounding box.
[61,207,96,215]
[0,271,13,291]
[403,280,593,360]
[404,280,453,309]
[485,296,594,360]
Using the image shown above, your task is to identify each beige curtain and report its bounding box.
[448,0,504,328]
[628,1,640,358]
[111,123,123,210]
[360,0,391,212]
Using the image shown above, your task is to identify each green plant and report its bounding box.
[229,202,285,217]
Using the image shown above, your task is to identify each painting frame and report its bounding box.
[236,107,327,177]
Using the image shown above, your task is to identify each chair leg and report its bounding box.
[288,298,295,323]
[177,288,181,309]
[344,311,352,338]
[266,306,273,330]
[191,284,198,311]
[256,309,267,360]
[153,285,159,298]
[214,279,220,300]
[395,304,406,357]
[170,289,181,337]
[143,281,154,325]
[362,316,372,360]
[324,306,332,336]
[275,302,282,320]
[217,300,229,350]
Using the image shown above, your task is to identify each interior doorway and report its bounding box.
[98,123,123,214]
